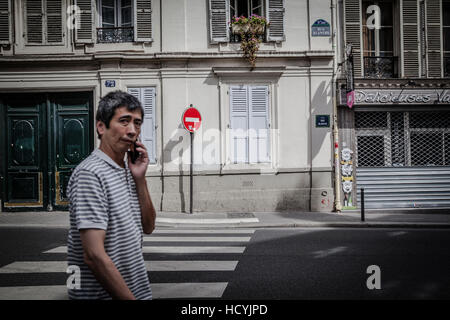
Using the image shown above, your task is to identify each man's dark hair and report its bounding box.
[96,90,144,139]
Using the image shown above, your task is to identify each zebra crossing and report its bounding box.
[0,228,255,300]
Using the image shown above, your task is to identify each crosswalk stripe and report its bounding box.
[143,236,251,242]
[0,282,228,299]
[152,282,228,299]
[153,229,255,234]
[142,246,246,254]
[146,261,238,271]
[157,217,259,224]
[44,246,246,254]
[0,260,238,273]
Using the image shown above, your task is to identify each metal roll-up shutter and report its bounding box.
[357,167,450,208]
[355,110,450,209]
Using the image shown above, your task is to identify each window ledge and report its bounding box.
[213,66,285,78]
[221,163,276,175]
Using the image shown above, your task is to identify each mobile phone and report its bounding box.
[129,141,140,164]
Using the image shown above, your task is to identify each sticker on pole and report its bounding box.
[182,106,202,133]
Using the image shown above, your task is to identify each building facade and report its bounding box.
[0,0,336,213]
[336,0,450,210]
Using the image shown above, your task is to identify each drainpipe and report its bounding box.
[331,0,342,212]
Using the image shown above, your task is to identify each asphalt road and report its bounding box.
[0,226,449,300]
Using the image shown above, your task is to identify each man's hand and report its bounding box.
[127,140,156,234]
[128,140,149,181]
[80,229,136,300]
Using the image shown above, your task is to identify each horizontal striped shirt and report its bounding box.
[67,148,152,300]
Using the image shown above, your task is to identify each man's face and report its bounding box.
[97,106,143,153]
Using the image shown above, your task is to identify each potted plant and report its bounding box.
[231,15,268,67]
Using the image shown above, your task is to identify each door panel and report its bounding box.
[52,92,92,209]
[1,92,93,211]
[3,94,46,209]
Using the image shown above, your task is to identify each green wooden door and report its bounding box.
[0,92,93,211]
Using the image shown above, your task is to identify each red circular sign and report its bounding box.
[182,107,202,132]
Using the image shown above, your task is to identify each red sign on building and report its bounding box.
[182,107,202,132]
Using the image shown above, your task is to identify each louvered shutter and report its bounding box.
[230,86,249,164]
[344,0,362,77]
[402,0,420,77]
[266,0,285,42]
[426,0,442,77]
[209,0,229,43]
[420,0,427,76]
[46,0,63,44]
[26,0,44,44]
[249,86,270,163]
[135,0,152,42]
[74,0,94,44]
[0,0,12,44]
[128,87,157,164]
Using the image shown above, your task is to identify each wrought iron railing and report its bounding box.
[229,26,266,43]
[363,56,399,79]
[97,27,134,43]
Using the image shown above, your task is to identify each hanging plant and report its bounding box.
[231,15,268,67]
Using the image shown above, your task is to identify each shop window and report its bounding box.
[357,136,385,167]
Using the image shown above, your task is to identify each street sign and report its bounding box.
[315,115,330,128]
[182,107,202,133]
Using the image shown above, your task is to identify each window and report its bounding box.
[98,0,134,43]
[230,0,264,18]
[444,0,450,77]
[24,0,64,45]
[361,0,397,78]
[356,111,450,167]
[127,87,157,164]
[229,85,270,164]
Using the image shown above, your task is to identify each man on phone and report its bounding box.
[67,90,156,300]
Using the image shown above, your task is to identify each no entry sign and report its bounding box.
[182,107,202,132]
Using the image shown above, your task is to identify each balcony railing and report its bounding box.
[229,26,266,43]
[97,27,134,43]
[364,56,399,79]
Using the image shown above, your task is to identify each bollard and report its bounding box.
[361,188,365,222]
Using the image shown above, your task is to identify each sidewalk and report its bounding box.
[0,209,450,229]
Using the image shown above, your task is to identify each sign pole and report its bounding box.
[182,105,201,214]
[190,131,194,214]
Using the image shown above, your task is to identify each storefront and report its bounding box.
[339,86,450,210]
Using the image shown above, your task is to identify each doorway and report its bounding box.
[0,92,94,211]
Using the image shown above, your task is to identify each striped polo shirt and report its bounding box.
[67,148,152,300]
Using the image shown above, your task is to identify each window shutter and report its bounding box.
[74,0,94,44]
[426,0,442,77]
[0,0,12,44]
[128,87,157,164]
[344,0,362,77]
[402,0,420,77]
[209,0,229,43]
[419,0,427,76]
[46,0,63,44]
[230,86,249,164]
[26,0,44,44]
[249,86,270,164]
[266,0,285,42]
[135,0,152,42]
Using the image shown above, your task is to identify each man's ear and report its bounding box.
[96,121,106,137]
